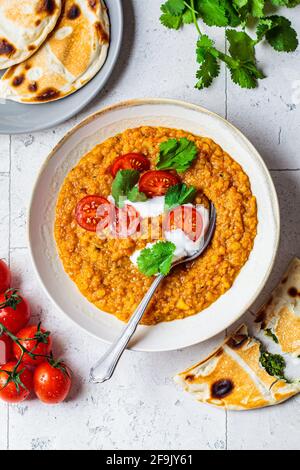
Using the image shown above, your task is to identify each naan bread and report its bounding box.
[256,258,300,357]
[175,325,300,410]
[0,0,110,103]
[0,0,62,69]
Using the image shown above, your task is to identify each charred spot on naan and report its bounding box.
[95,22,109,44]
[12,75,25,87]
[36,0,57,15]
[28,45,37,52]
[0,39,16,57]
[67,4,81,20]
[28,82,38,93]
[211,379,234,399]
[288,287,300,297]
[88,0,98,9]
[33,87,61,102]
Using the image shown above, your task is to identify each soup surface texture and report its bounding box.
[54,126,258,324]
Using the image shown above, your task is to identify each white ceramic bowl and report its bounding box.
[28,99,280,352]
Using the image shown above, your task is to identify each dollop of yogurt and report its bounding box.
[109,195,165,218]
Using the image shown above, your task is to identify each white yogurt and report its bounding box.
[109,195,165,218]
[130,204,210,268]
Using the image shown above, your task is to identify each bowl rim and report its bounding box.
[27,98,281,352]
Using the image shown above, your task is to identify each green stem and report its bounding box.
[189,0,202,36]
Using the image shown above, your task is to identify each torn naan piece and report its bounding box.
[0,0,110,103]
[174,325,300,410]
[0,0,62,69]
[256,258,300,358]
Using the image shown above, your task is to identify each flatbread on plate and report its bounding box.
[0,0,110,103]
[175,325,300,410]
[0,0,62,69]
[256,257,300,357]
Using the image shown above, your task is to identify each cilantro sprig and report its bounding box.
[159,0,299,90]
[157,138,198,173]
[111,170,147,208]
[137,241,176,276]
[165,183,197,210]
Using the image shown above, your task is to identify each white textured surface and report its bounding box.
[0,0,299,450]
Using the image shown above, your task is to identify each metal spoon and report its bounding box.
[90,202,217,384]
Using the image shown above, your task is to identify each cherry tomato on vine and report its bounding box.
[34,359,72,404]
[13,324,52,366]
[0,260,11,294]
[0,290,30,334]
[0,361,33,403]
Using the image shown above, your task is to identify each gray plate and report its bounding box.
[0,0,123,135]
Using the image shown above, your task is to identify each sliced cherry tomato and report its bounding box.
[0,361,33,403]
[0,260,11,294]
[139,170,180,197]
[111,205,141,238]
[0,290,30,334]
[75,195,113,232]
[163,205,203,242]
[34,360,72,404]
[110,153,150,178]
[13,324,52,366]
[0,334,13,365]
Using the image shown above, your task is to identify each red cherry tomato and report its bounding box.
[164,205,203,242]
[75,195,113,232]
[139,170,179,197]
[13,324,52,366]
[34,361,72,405]
[0,290,30,334]
[111,205,141,238]
[0,334,13,365]
[0,361,33,403]
[0,260,11,294]
[110,153,150,178]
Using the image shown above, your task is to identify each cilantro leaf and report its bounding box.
[163,0,185,15]
[127,186,148,203]
[222,30,265,88]
[270,0,300,6]
[195,35,220,89]
[160,5,182,30]
[157,138,198,173]
[259,349,286,380]
[165,183,197,211]
[160,0,193,30]
[196,0,241,27]
[111,170,140,208]
[137,241,176,277]
[256,16,298,52]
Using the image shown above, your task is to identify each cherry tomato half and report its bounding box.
[139,170,179,197]
[75,196,113,232]
[0,290,31,334]
[0,361,33,404]
[13,324,52,366]
[0,260,11,294]
[163,205,203,242]
[110,153,150,178]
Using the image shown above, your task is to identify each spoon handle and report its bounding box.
[90,274,165,384]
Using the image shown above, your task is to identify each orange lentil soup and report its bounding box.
[54,126,257,325]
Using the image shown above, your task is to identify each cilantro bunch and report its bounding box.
[160,0,299,89]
